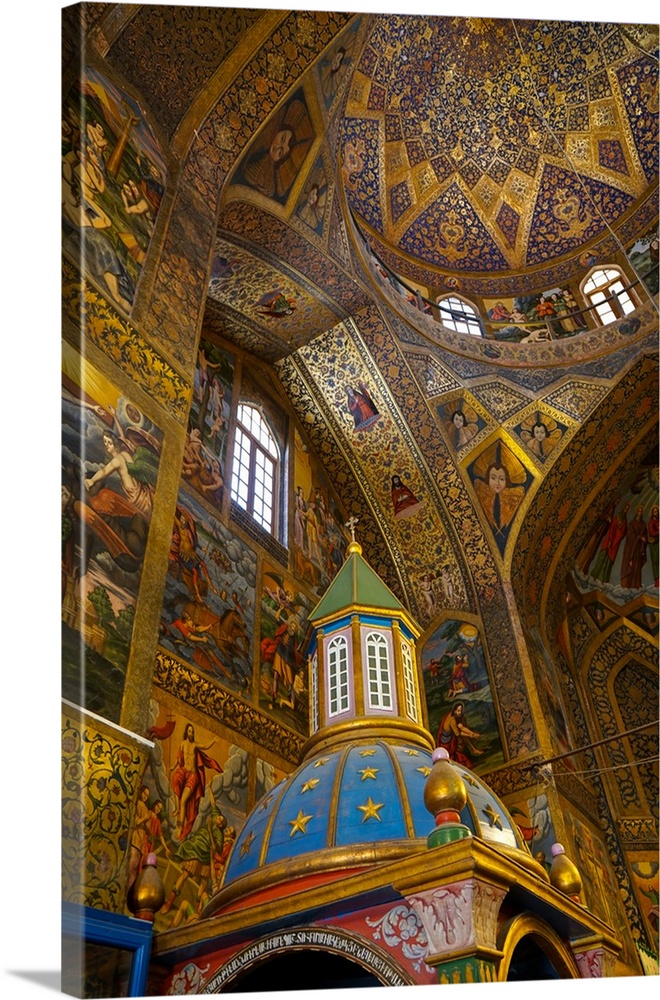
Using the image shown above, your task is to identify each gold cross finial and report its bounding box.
[345,516,359,542]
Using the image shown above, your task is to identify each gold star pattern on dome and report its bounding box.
[290,810,313,836]
[313,757,330,768]
[403,748,419,756]
[358,766,379,780]
[417,765,431,777]
[301,778,320,793]
[359,749,377,757]
[461,772,479,787]
[482,804,503,829]
[240,831,257,856]
[259,794,273,811]
[358,797,385,822]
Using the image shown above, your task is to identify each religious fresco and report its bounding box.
[629,857,659,949]
[139,699,249,932]
[439,399,487,452]
[259,561,314,737]
[573,463,660,601]
[292,428,349,595]
[514,409,569,466]
[294,156,329,236]
[507,791,557,874]
[468,440,534,558]
[421,619,504,773]
[230,87,315,205]
[561,807,639,969]
[159,489,257,696]
[316,17,361,110]
[183,340,235,513]
[62,66,166,314]
[62,342,163,723]
[628,226,659,296]
[483,288,588,343]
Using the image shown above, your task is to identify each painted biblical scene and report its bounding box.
[139,700,249,932]
[259,562,315,737]
[292,429,349,596]
[159,490,257,696]
[573,460,659,601]
[62,66,166,313]
[483,288,588,342]
[629,856,659,949]
[62,342,163,722]
[231,87,315,205]
[183,340,235,513]
[256,757,288,804]
[507,791,557,874]
[468,440,533,557]
[294,157,329,236]
[627,226,659,297]
[420,619,503,773]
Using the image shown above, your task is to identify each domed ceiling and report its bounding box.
[341,16,658,290]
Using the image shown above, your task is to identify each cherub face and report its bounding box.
[488,467,507,494]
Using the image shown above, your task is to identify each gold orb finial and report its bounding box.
[549,843,582,901]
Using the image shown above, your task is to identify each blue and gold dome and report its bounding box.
[205,533,543,916]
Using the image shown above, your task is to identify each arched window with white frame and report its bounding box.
[230,403,280,535]
[327,635,350,717]
[436,295,483,336]
[365,631,393,710]
[401,641,419,723]
[581,267,637,326]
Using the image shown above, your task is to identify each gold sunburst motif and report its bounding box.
[301,778,320,793]
[483,804,503,829]
[290,811,314,836]
[359,767,379,780]
[358,797,385,822]
[240,831,256,857]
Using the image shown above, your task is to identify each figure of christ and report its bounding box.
[170,724,223,840]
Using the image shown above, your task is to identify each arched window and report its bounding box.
[327,635,349,717]
[436,295,483,336]
[230,404,280,534]
[401,641,419,723]
[581,267,636,325]
[365,632,393,710]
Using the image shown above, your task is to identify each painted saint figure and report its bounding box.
[346,382,380,431]
[436,702,484,769]
[620,505,648,590]
[169,723,224,841]
[391,475,424,519]
[590,502,630,583]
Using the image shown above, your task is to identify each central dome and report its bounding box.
[340,15,657,286]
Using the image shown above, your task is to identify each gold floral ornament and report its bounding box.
[520,411,563,462]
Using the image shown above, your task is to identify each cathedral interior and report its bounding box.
[59,4,658,996]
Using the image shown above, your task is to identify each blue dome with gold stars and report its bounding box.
[216,739,532,905]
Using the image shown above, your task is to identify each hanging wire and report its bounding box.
[553,753,659,779]
[510,19,659,314]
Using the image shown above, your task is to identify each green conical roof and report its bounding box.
[309,542,407,623]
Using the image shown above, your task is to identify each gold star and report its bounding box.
[462,772,479,787]
[314,757,330,768]
[359,749,377,757]
[240,831,256,857]
[359,767,379,780]
[301,778,319,793]
[417,766,431,777]
[358,797,385,822]
[483,804,503,829]
[289,810,313,836]
[403,748,419,756]
[259,794,273,811]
